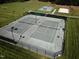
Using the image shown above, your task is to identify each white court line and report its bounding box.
[52,9,56,14]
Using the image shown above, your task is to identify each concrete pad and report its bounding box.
[58,8,69,13]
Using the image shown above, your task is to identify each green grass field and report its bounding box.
[0,0,51,27]
[64,18,79,59]
[0,0,79,59]
[57,18,79,59]
[0,40,50,59]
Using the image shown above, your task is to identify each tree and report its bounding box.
[0,0,29,4]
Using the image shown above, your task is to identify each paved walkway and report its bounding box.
[52,9,57,14]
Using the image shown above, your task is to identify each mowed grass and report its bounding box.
[57,18,79,59]
[0,0,51,27]
[64,18,79,59]
[0,0,79,59]
[0,40,49,59]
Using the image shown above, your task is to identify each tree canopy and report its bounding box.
[39,0,79,5]
[0,0,29,4]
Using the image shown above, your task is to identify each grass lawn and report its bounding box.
[0,40,50,59]
[57,18,79,59]
[0,0,51,27]
[34,9,53,14]
[0,0,79,59]
[64,18,79,59]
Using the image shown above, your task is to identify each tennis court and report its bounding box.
[0,13,65,58]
